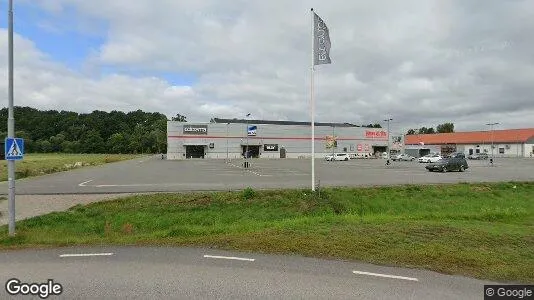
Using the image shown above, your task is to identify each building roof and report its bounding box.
[210,118,361,127]
[405,128,534,145]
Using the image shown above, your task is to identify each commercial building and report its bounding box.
[166,118,399,160]
[404,128,534,158]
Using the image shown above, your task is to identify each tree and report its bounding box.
[436,122,454,133]
[81,130,105,153]
[418,127,436,134]
[406,129,416,135]
[172,114,187,122]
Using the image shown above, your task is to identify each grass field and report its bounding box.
[1,182,533,283]
[0,153,143,181]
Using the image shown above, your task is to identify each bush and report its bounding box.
[242,187,256,200]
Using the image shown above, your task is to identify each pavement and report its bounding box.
[0,246,501,299]
[1,156,533,225]
[0,156,533,195]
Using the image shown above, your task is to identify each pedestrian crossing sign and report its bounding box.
[5,138,24,160]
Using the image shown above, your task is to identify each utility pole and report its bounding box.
[384,118,393,165]
[245,113,251,162]
[7,0,16,236]
[226,123,229,162]
[486,122,499,165]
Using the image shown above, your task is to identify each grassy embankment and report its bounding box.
[1,182,533,283]
[0,153,143,181]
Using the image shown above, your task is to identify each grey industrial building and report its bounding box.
[166,118,399,160]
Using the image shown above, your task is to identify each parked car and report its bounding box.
[418,154,432,163]
[468,153,488,160]
[446,152,466,159]
[425,156,469,172]
[426,154,443,163]
[392,153,415,161]
[325,153,350,161]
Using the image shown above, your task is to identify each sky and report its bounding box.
[0,0,533,134]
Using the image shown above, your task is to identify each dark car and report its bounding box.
[425,156,469,172]
[468,153,488,160]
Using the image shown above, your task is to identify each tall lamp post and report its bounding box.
[384,118,393,165]
[486,122,499,165]
[245,113,251,160]
[226,122,229,162]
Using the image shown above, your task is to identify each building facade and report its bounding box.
[167,118,393,160]
[404,128,534,158]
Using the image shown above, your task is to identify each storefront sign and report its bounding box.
[357,144,363,151]
[248,125,257,136]
[264,144,279,151]
[183,125,208,135]
[365,130,387,138]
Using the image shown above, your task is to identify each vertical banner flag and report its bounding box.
[313,11,331,65]
[310,8,332,191]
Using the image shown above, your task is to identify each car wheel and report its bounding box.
[441,166,447,172]
[345,157,348,161]
[459,165,465,172]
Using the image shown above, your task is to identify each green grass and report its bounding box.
[1,182,533,283]
[0,153,143,181]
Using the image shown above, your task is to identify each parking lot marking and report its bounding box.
[78,180,93,187]
[60,253,114,258]
[352,270,419,282]
[203,255,255,262]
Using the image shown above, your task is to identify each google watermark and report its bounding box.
[485,285,533,299]
[5,278,63,299]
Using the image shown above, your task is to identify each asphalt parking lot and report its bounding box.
[1,156,533,195]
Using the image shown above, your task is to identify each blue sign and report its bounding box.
[248,125,257,136]
[5,138,24,160]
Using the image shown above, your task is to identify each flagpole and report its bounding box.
[310,8,315,192]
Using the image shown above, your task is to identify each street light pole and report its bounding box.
[384,118,393,165]
[245,113,251,160]
[226,123,229,162]
[7,0,16,236]
[486,122,499,165]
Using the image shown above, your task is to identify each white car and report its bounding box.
[418,153,439,163]
[393,154,415,161]
[427,154,443,163]
[325,153,350,161]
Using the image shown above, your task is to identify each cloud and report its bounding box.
[1,0,534,132]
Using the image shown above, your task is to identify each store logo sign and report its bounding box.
[183,125,208,135]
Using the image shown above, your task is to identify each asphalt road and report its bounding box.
[1,156,533,195]
[0,246,499,299]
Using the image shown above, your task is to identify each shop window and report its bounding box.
[499,148,505,154]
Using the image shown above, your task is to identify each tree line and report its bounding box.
[406,122,455,135]
[0,106,176,154]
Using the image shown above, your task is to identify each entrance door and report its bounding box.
[280,147,286,158]
[242,145,260,158]
[185,145,205,158]
[469,149,473,155]
[419,149,430,157]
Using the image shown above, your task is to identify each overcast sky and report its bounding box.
[0,0,533,133]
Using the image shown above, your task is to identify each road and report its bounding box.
[0,246,498,299]
[1,156,533,195]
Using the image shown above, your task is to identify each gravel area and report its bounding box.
[0,193,142,226]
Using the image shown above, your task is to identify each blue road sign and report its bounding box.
[5,138,24,160]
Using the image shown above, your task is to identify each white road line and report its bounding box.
[60,252,114,258]
[203,255,255,262]
[78,180,93,187]
[352,270,419,282]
